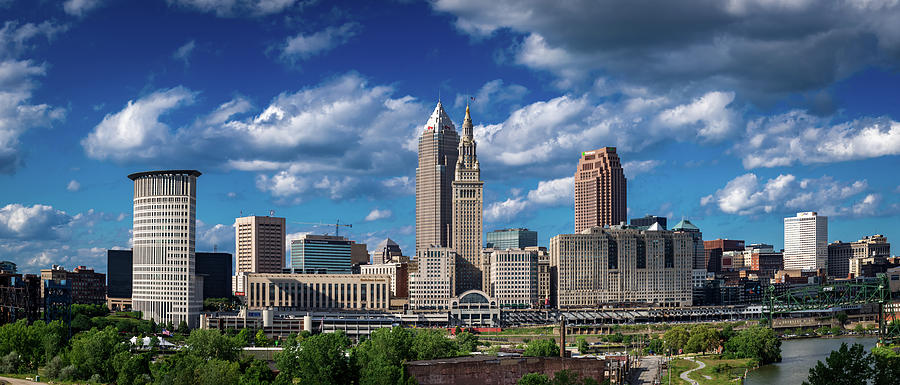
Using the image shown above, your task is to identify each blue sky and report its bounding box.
[0,0,898,274]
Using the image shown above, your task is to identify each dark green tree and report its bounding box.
[803,343,870,385]
[185,328,241,361]
[518,372,551,385]
[195,359,240,385]
[411,329,457,360]
[523,338,560,357]
[720,323,736,342]
[871,345,900,385]
[239,358,277,385]
[150,352,203,385]
[685,325,720,354]
[68,326,127,382]
[722,325,781,364]
[354,326,416,385]
[662,326,690,353]
[277,331,353,385]
[112,351,151,385]
[456,331,479,353]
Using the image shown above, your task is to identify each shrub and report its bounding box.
[0,351,22,374]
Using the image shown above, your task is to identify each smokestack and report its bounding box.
[560,316,566,358]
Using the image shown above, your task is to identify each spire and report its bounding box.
[461,103,473,139]
[425,101,455,133]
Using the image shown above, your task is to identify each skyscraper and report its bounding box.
[574,147,627,232]
[289,234,352,274]
[485,228,538,249]
[415,102,459,253]
[129,170,202,328]
[672,219,705,270]
[784,211,828,271]
[235,216,286,274]
[452,105,484,294]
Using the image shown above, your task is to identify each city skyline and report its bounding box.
[1,1,900,275]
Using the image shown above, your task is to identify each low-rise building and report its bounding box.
[485,228,538,249]
[486,248,538,308]
[551,226,694,308]
[409,247,455,310]
[360,262,409,298]
[41,265,106,305]
[289,234,353,274]
[242,273,391,311]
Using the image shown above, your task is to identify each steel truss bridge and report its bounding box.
[763,273,900,341]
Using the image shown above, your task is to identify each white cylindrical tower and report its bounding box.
[129,170,201,328]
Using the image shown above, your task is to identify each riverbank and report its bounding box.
[744,336,879,385]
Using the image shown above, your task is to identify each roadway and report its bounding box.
[0,376,47,385]
[628,356,662,385]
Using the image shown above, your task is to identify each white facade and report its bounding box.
[232,271,249,294]
[487,249,538,308]
[360,263,402,296]
[784,212,828,271]
[130,170,201,328]
[409,247,455,309]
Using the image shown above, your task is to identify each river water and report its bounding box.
[744,336,878,385]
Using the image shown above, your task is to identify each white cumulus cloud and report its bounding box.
[485,176,573,222]
[738,111,900,168]
[364,208,392,222]
[702,173,884,217]
[281,23,359,62]
[66,180,80,192]
[81,87,195,161]
[0,203,71,240]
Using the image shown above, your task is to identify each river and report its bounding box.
[744,336,878,385]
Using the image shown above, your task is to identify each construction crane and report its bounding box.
[292,219,352,237]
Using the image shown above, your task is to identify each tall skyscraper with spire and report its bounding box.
[574,147,627,232]
[452,105,484,294]
[416,102,460,253]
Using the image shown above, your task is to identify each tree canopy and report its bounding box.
[524,338,560,357]
[722,325,781,364]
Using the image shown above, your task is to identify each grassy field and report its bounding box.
[661,358,692,385]
[662,356,754,385]
[694,357,753,384]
